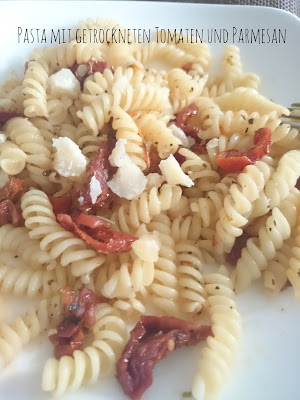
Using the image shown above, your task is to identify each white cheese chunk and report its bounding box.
[159,154,194,187]
[0,134,6,143]
[48,68,80,99]
[132,233,161,262]
[109,138,128,167]
[89,176,102,204]
[108,138,147,200]
[52,137,87,177]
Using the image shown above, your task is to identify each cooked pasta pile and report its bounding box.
[0,17,299,400]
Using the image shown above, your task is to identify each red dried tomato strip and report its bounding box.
[216,151,255,173]
[175,103,200,139]
[216,127,272,173]
[57,213,137,254]
[0,110,22,124]
[116,316,212,400]
[75,213,110,230]
[254,127,272,154]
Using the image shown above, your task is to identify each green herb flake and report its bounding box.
[182,392,192,398]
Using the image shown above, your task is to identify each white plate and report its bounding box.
[0,2,300,400]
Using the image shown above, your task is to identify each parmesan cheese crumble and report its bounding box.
[107,138,147,200]
[52,137,87,177]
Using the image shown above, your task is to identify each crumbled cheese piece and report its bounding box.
[159,154,194,187]
[108,138,147,200]
[0,134,6,143]
[146,173,164,190]
[52,137,87,177]
[89,176,102,204]
[48,68,80,99]
[132,233,161,262]
[108,138,128,167]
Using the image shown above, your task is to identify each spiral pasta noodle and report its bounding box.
[0,224,55,269]
[192,266,242,400]
[23,60,49,118]
[77,93,113,135]
[0,263,78,298]
[235,204,293,291]
[111,105,147,170]
[215,160,273,253]
[0,141,27,175]
[176,241,207,313]
[0,294,63,365]
[21,189,106,278]
[5,117,54,191]
[95,253,154,298]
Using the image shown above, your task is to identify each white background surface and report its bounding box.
[0,2,300,400]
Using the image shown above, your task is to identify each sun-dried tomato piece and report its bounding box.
[75,213,110,230]
[50,288,97,359]
[55,318,80,339]
[48,195,73,216]
[172,147,186,165]
[175,103,200,139]
[216,127,273,173]
[254,127,272,154]
[69,62,93,89]
[61,288,96,325]
[0,177,27,203]
[57,213,137,254]
[216,144,265,173]
[144,145,162,174]
[0,109,22,124]
[116,316,212,400]
[0,178,27,227]
[0,199,23,226]
[226,232,251,266]
[189,142,208,155]
[182,62,193,73]
[75,140,116,211]
[91,60,114,74]
[70,60,114,90]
